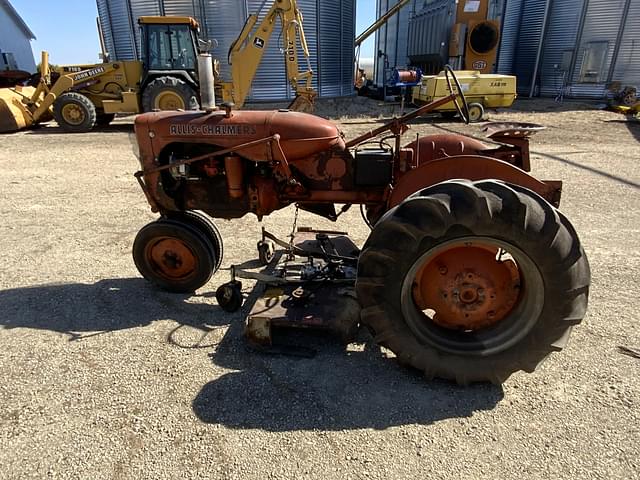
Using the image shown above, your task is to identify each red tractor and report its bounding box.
[132,70,590,384]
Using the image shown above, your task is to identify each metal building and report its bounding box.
[374,0,504,84]
[96,0,355,101]
[0,0,36,73]
[373,0,415,87]
[496,0,639,99]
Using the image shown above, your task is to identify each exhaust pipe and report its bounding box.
[197,53,216,111]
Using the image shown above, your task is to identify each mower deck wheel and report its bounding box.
[216,281,243,313]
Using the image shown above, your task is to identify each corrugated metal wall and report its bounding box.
[407,0,455,72]
[538,0,584,96]
[496,0,521,75]
[374,0,415,86]
[611,0,640,85]
[571,0,628,98]
[97,0,354,100]
[511,0,546,95]
[496,0,638,99]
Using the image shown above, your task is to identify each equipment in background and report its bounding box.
[0,2,317,134]
[449,0,500,74]
[354,0,412,93]
[412,70,517,122]
[130,68,590,385]
[221,0,316,113]
[389,68,423,115]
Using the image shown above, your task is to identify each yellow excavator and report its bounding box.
[0,0,315,133]
[221,0,316,112]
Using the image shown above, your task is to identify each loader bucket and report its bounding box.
[0,86,36,133]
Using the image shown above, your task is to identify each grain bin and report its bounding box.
[96,0,355,101]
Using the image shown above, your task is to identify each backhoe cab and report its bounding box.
[137,16,202,112]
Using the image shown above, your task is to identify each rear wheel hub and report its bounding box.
[412,242,521,331]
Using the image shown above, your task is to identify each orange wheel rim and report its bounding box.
[147,237,197,280]
[412,241,522,331]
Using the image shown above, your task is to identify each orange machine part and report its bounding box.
[225,155,244,199]
[464,19,500,73]
[147,237,197,280]
[412,243,521,330]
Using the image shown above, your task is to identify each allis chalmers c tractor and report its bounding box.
[131,69,590,384]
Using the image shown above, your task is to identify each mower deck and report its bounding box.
[237,228,362,353]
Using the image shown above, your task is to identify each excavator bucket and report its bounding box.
[0,86,37,133]
[287,93,316,114]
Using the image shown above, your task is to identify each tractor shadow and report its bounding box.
[0,276,504,430]
[192,269,505,432]
[0,278,229,341]
[25,122,134,135]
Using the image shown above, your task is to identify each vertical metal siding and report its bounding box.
[571,0,627,98]
[98,0,137,60]
[97,0,117,60]
[610,0,640,85]
[244,0,289,100]
[374,0,416,86]
[538,0,584,96]
[128,0,161,58]
[407,0,455,66]
[512,0,546,95]
[496,0,522,74]
[340,0,355,96]
[97,0,354,100]
[202,0,246,82]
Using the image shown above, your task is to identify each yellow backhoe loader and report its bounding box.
[0,1,316,134]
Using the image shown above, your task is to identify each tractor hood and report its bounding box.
[137,109,345,161]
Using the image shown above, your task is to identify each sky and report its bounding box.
[11,0,378,66]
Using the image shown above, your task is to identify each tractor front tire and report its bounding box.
[142,76,199,112]
[161,211,224,271]
[133,219,215,293]
[53,92,97,132]
[356,180,590,385]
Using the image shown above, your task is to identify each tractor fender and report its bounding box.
[388,155,562,208]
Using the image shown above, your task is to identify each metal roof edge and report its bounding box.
[0,0,36,40]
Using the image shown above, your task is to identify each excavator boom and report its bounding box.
[221,0,316,112]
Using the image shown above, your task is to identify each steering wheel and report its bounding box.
[444,65,470,124]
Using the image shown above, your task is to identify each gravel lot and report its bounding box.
[1,99,638,479]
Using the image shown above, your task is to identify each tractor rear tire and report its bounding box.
[133,219,215,293]
[356,180,590,385]
[142,76,199,112]
[161,211,224,271]
[53,92,97,132]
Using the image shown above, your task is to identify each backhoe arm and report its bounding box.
[221,0,316,112]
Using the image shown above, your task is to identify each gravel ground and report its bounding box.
[0,98,638,479]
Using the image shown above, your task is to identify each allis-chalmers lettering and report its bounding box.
[170,124,258,136]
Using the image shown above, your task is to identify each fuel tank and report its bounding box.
[137,109,345,162]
